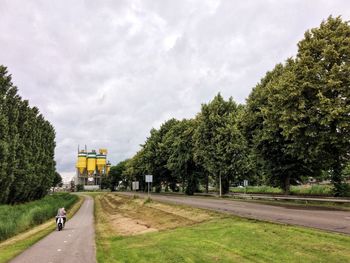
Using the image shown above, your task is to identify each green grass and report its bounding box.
[94,194,350,263]
[99,217,350,263]
[290,185,333,196]
[231,186,282,194]
[0,193,78,241]
[231,185,334,196]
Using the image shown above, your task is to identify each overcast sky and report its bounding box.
[1,0,350,182]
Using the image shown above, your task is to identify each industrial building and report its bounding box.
[75,147,111,190]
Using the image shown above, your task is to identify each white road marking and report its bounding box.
[57,249,62,252]
[64,240,67,243]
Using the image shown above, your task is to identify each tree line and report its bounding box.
[0,66,56,204]
[109,16,350,196]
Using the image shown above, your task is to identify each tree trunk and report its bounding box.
[205,173,209,193]
[221,175,230,195]
[283,174,290,195]
[332,159,343,197]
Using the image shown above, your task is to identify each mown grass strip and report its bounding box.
[106,218,350,263]
[93,193,350,263]
[0,194,83,263]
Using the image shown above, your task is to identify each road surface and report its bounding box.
[121,192,350,235]
[10,195,96,263]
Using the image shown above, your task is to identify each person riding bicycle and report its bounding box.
[56,207,67,226]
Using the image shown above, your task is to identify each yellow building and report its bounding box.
[76,147,111,188]
[76,151,87,175]
[87,151,97,176]
[96,149,107,174]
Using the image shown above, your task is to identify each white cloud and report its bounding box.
[0,0,350,173]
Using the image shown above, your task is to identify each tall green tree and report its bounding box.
[0,66,10,203]
[243,62,315,193]
[107,160,128,191]
[0,65,57,204]
[164,119,200,195]
[194,94,246,195]
[52,172,63,188]
[271,16,350,196]
[123,149,147,190]
[142,119,179,192]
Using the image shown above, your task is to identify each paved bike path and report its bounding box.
[10,195,96,263]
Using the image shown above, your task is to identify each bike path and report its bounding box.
[10,195,96,263]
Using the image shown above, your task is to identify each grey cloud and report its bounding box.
[1,0,350,182]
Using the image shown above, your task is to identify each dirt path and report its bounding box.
[121,192,350,235]
[10,195,96,263]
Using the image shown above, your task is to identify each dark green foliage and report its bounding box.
[194,94,249,195]
[122,16,350,197]
[282,16,350,196]
[0,193,77,241]
[52,172,63,188]
[164,119,200,195]
[240,16,350,196]
[76,184,84,192]
[0,66,56,204]
[104,160,128,191]
[123,95,249,195]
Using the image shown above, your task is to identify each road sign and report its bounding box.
[243,180,248,187]
[132,181,139,190]
[145,175,153,183]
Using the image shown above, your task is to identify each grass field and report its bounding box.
[230,185,334,196]
[93,193,350,263]
[0,194,83,263]
[0,193,78,241]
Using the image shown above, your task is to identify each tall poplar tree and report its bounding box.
[0,66,10,203]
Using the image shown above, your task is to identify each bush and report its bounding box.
[332,183,350,197]
[143,197,152,204]
[230,184,338,196]
[290,185,333,196]
[230,186,282,194]
[0,193,78,241]
[76,184,84,192]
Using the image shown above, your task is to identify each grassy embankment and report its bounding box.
[231,185,334,196]
[0,193,83,263]
[93,193,350,263]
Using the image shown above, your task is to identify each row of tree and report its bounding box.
[0,66,57,204]
[108,16,350,196]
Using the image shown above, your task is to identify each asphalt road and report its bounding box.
[10,195,96,263]
[121,192,350,235]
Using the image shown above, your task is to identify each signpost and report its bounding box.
[243,180,248,187]
[132,181,139,191]
[243,180,248,194]
[145,175,153,197]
